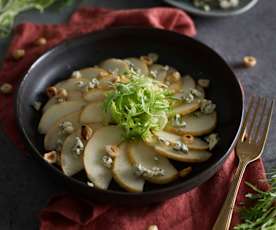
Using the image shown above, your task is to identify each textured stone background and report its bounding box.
[0,1,275,229]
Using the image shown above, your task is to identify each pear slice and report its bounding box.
[44,111,81,151]
[153,130,209,150]
[42,91,83,113]
[80,101,107,123]
[154,145,212,163]
[83,126,124,189]
[60,129,85,176]
[83,89,109,102]
[100,58,129,75]
[38,101,86,134]
[125,58,148,75]
[173,100,200,116]
[54,78,90,91]
[149,64,168,82]
[76,67,109,79]
[174,75,196,98]
[166,112,217,136]
[128,142,178,184]
[112,143,145,192]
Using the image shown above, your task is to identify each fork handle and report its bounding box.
[212,160,248,230]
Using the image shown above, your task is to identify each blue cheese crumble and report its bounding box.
[102,155,113,168]
[134,164,165,177]
[173,141,189,153]
[205,133,219,150]
[72,137,84,156]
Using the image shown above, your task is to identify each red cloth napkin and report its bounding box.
[0,6,267,230]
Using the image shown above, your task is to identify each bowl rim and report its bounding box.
[15,26,245,197]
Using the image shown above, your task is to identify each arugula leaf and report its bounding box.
[0,0,74,38]
[234,171,276,230]
[104,69,174,140]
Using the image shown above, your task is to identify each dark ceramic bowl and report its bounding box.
[164,0,259,17]
[16,27,244,204]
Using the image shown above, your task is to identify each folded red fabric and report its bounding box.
[0,6,267,230]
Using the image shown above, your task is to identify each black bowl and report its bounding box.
[16,27,244,204]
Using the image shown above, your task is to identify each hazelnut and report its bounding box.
[179,166,192,177]
[57,88,68,99]
[140,56,153,65]
[243,56,257,68]
[148,225,158,230]
[35,37,47,46]
[81,125,93,141]
[46,86,58,98]
[12,49,25,60]
[166,71,181,83]
[181,134,194,144]
[0,83,13,94]
[105,145,120,158]
[198,79,210,88]
[43,151,58,164]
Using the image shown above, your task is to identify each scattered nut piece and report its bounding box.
[12,49,25,60]
[140,55,153,65]
[43,151,58,164]
[182,134,194,144]
[81,125,93,141]
[32,101,42,111]
[243,56,257,68]
[179,166,192,177]
[198,79,210,88]
[148,225,158,230]
[166,71,181,83]
[35,37,47,46]
[46,86,58,98]
[105,145,120,158]
[57,88,68,99]
[72,71,82,79]
[0,83,13,94]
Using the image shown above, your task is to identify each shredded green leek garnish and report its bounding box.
[234,171,276,230]
[104,69,173,140]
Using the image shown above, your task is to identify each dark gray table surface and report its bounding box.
[0,1,275,229]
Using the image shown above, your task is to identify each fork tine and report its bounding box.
[252,98,267,141]
[247,96,261,141]
[258,99,274,148]
[239,96,255,141]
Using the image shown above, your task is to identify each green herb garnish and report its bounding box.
[104,69,173,140]
[0,0,74,38]
[234,171,276,230]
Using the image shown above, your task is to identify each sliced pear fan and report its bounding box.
[112,143,145,192]
[39,101,86,134]
[128,142,178,184]
[54,78,90,91]
[100,58,129,75]
[84,126,124,189]
[80,101,107,123]
[173,100,200,116]
[153,130,209,150]
[154,145,212,163]
[76,67,109,79]
[166,112,217,136]
[83,89,108,102]
[61,129,86,176]
[125,58,148,75]
[42,91,83,113]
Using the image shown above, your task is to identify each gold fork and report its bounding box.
[212,96,274,230]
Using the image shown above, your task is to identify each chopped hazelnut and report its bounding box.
[140,55,153,65]
[166,71,181,83]
[105,145,120,158]
[198,79,210,88]
[81,125,93,141]
[0,83,13,94]
[181,134,194,144]
[57,88,68,99]
[35,37,47,46]
[243,56,257,68]
[179,166,192,177]
[43,151,58,164]
[148,225,158,230]
[12,49,25,60]
[46,86,58,98]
